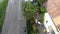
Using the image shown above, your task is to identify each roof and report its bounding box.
[44,0,60,31]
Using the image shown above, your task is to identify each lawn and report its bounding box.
[0,0,8,32]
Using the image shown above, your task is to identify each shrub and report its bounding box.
[26,18,39,34]
[40,6,47,13]
[23,0,47,34]
[39,13,45,23]
[23,1,39,20]
[38,0,47,5]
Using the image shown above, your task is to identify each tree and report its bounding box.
[23,1,38,20]
[23,0,48,34]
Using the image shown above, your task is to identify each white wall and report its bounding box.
[44,13,58,34]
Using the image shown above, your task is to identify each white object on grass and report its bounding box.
[38,21,41,24]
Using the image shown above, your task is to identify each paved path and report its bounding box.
[2,0,27,34]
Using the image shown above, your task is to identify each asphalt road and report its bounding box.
[2,0,27,34]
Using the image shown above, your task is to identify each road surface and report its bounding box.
[2,0,27,34]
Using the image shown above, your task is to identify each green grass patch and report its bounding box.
[0,0,8,31]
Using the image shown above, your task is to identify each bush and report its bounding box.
[40,13,45,23]
[23,1,39,20]
[40,6,47,13]
[38,0,47,5]
[33,0,47,5]
[23,0,47,34]
[26,19,39,34]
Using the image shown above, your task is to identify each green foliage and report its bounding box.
[40,13,45,23]
[0,0,8,31]
[23,1,38,20]
[26,18,39,34]
[23,0,47,34]
[23,0,47,20]
[33,0,47,5]
[38,0,47,5]
[26,18,34,34]
[40,6,47,13]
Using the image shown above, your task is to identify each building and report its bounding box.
[44,0,60,34]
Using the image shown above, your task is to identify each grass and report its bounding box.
[0,0,8,31]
